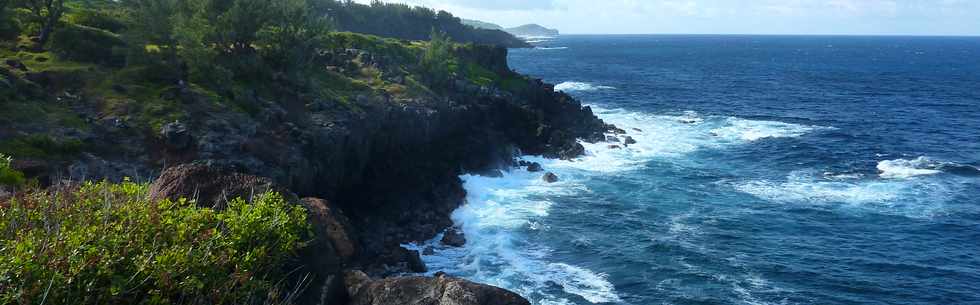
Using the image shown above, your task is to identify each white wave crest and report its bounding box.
[709,117,823,142]
[535,47,568,50]
[877,157,942,179]
[554,82,616,92]
[733,171,953,218]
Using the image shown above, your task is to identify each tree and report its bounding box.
[17,0,66,49]
[422,30,453,86]
[122,0,181,62]
[256,0,331,79]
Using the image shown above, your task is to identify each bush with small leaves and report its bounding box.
[0,180,311,304]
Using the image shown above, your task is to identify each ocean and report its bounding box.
[408,35,980,305]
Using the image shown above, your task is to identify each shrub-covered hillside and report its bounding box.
[320,0,531,48]
[0,0,534,172]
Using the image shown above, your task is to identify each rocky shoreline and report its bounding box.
[4,45,616,304]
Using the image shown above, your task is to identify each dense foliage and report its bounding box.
[0,154,25,186]
[0,181,311,304]
[318,0,529,48]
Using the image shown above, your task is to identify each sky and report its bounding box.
[353,0,980,36]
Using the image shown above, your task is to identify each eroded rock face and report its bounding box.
[345,271,531,305]
[302,198,359,262]
[147,163,291,207]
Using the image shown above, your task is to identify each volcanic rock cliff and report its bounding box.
[2,33,612,304]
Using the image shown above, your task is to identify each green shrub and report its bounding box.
[0,134,84,160]
[67,8,127,33]
[0,153,25,186]
[50,24,126,66]
[0,181,311,304]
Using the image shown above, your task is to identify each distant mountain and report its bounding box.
[462,19,504,31]
[505,24,560,38]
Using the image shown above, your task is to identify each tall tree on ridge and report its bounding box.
[18,0,66,49]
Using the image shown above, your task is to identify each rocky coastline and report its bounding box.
[3,43,616,304]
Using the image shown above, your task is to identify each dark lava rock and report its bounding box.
[606,135,621,143]
[624,136,637,145]
[160,121,192,150]
[608,145,622,149]
[557,143,586,160]
[441,227,466,247]
[5,59,27,71]
[609,126,627,134]
[147,163,292,208]
[423,246,436,255]
[11,159,50,184]
[542,172,559,183]
[632,128,644,132]
[477,169,504,178]
[378,247,428,274]
[345,270,531,305]
[526,162,543,173]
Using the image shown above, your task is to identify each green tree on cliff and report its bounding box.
[255,0,332,79]
[422,30,453,86]
[16,0,67,49]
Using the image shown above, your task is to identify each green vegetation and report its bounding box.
[0,153,25,186]
[0,0,527,162]
[0,181,311,304]
[422,30,453,86]
[319,0,529,48]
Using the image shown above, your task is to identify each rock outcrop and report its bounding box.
[147,163,292,207]
[344,271,531,305]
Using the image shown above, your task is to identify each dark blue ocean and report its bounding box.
[411,35,980,305]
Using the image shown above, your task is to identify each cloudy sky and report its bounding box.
[353,0,980,36]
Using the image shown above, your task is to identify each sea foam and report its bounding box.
[877,157,942,179]
[410,105,831,304]
[554,82,616,92]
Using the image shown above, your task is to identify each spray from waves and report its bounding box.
[732,170,956,218]
[409,106,830,304]
[554,82,616,92]
[536,47,569,50]
[709,117,826,142]
[408,172,621,305]
[877,157,943,179]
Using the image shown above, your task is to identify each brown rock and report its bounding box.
[147,163,291,208]
[344,270,531,305]
[301,198,358,262]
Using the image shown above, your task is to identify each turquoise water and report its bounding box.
[412,35,980,305]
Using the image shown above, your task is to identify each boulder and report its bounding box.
[557,143,585,160]
[542,172,559,183]
[624,136,637,145]
[301,198,358,262]
[147,163,291,208]
[160,121,192,150]
[378,247,427,274]
[607,145,622,149]
[526,162,543,173]
[606,135,621,142]
[441,227,466,247]
[345,271,531,305]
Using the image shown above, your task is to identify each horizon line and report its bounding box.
[553,33,980,38]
